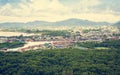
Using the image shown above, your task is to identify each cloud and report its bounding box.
[0,0,119,23]
[0,3,12,16]
[0,0,71,22]
[4,0,69,17]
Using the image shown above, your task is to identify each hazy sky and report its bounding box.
[0,0,120,23]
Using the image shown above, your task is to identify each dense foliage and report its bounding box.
[14,29,71,36]
[77,40,120,49]
[82,29,101,33]
[41,30,71,36]
[0,48,120,75]
[97,40,120,49]
[0,40,120,75]
[0,41,25,49]
[12,29,71,37]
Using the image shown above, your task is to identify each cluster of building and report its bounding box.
[16,40,75,52]
[0,27,120,52]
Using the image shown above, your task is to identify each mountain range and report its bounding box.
[114,21,120,27]
[0,18,119,28]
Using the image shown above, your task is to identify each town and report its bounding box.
[0,25,120,52]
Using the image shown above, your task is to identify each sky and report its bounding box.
[0,0,120,23]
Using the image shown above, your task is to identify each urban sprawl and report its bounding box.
[0,26,120,52]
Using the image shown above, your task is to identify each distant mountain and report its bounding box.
[0,22,25,28]
[0,18,111,28]
[0,21,51,28]
[114,21,120,27]
[26,21,51,26]
[53,18,110,26]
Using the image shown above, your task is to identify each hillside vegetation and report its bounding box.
[77,40,120,49]
[0,41,25,49]
[0,48,120,75]
[0,40,120,75]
